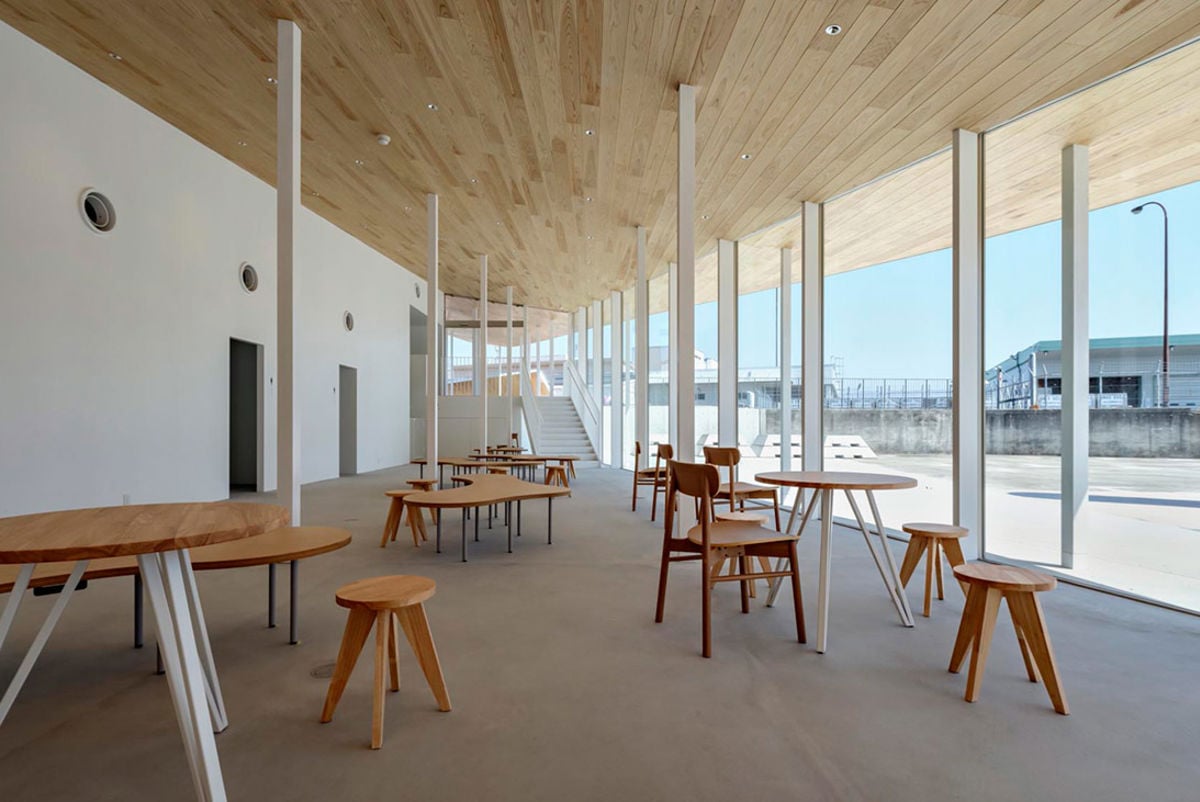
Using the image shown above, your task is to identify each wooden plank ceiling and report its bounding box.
[2,0,1199,312]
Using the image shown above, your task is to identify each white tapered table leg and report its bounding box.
[865,491,914,627]
[0,561,88,727]
[141,552,227,802]
[766,490,820,607]
[816,489,834,653]
[179,548,228,732]
[843,491,908,621]
[0,564,34,654]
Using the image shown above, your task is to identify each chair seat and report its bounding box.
[715,511,767,524]
[953,562,1056,593]
[903,522,968,539]
[715,481,776,498]
[687,519,797,549]
[336,575,437,611]
[385,489,416,498]
[636,466,667,477]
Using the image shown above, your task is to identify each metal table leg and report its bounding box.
[547,497,553,544]
[134,573,144,648]
[289,560,299,645]
[268,563,277,628]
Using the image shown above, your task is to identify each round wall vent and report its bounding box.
[239,263,259,293]
[80,189,116,233]
[343,311,355,331]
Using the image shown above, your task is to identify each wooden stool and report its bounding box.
[320,576,452,749]
[898,522,968,617]
[545,465,569,487]
[381,490,428,548]
[487,466,510,475]
[949,563,1067,715]
[407,478,437,492]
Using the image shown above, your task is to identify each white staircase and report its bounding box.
[535,396,598,464]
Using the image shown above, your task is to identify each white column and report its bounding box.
[479,255,488,451]
[576,306,586,377]
[717,238,738,448]
[635,226,650,456]
[668,261,679,449]
[549,317,556,389]
[779,248,793,471]
[801,202,823,475]
[521,305,530,398]
[676,84,697,463]
[611,289,624,468]
[1062,144,1089,569]
[426,194,439,474]
[952,130,984,555]
[276,20,301,524]
[592,299,603,455]
[506,286,514,437]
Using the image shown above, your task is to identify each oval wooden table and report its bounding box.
[754,471,918,653]
[405,475,571,561]
[0,501,288,802]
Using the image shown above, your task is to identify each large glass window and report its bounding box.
[602,299,612,464]
[623,290,637,470]
[737,240,783,476]
[694,251,718,454]
[648,272,670,449]
[824,152,954,528]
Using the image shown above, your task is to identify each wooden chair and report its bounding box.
[545,465,569,487]
[654,460,805,658]
[898,522,968,617]
[649,443,673,522]
[631,441,668,512]
[702,446,782,531]
[380,490,428,548]
[949,563,1067,715]
[320,575,452,749]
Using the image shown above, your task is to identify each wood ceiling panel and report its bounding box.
[2,0,1198,310]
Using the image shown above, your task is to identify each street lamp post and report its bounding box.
[1131,201,1169,407]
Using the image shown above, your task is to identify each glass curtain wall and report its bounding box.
[694,250,718,452]
[623,290,637,470]
[737,240,783,475]
[823,152,954,526]
[601,298,612,464]
[648,271,670,446]
[443,294,478,396]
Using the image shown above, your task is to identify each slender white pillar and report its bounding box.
[425,194,439,475]
[717,238,738,449]
[576,306,586,378]
[506,286,514,437]
[779,248,793,471]
[668,261,679,449]
[677,84,697,463]
[952,130,985,554]
[479,255,489,451]
[592,299,603,455]
[549,317,556,387]
[635,226,650,456]
[611,289,624,468]
[801,202,823,475]
[1062,144,1089,568]
[276,20,301,524]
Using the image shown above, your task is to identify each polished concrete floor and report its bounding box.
[1,465,1198,801]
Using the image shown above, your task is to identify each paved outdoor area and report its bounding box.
[739,454,1200,613]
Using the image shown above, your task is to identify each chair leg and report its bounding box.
[738,555,750,614]
[701,553,713,658]
[964,587,1003,703]
[940,539,968,594]
[1006,594,1040,684]
[632,476,638,511]
[1008,592,1068,714]
[320,607,374,723]
[395,604,452,712]
[789,540,806,643]
[772,493,781,532]
[650,482,660,522]
[371,611,388,749]
[388,613,401,692]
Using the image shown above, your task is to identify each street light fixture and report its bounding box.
[1131,201,1169,407]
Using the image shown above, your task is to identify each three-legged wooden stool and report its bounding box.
[949,563,1068,715]
[380,490,429,548]
[545,465,569,487]
[320,576,452,748]
[898,522,968,617]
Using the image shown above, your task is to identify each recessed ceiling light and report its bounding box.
[470,178,478,183]
[376,133,391,146]
[404,206,412,212]
[354,159,365,166]
[701,214,710,220]
[107,51,123,61]
[740,153,752,160]
[586,235,593,240]
[267,76,278,84]
[584,129,595,136]
[236,140,248,147]
[426,102,438,110]
[311,190,320,197]
[825,24,842,36]
[584,196,592,203]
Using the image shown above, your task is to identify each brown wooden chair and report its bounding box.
[649,443,673,522]
[702,446,782,531]
[654,460,805,658]
[632,441,668,512]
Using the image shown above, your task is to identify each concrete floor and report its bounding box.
[1,465,1198,800]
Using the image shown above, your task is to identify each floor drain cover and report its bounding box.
[310,662,335,680]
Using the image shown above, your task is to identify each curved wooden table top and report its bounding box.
[404,474,571,510]
[754,471,917,491]
[0,502,289,564]
[0,525,350,592]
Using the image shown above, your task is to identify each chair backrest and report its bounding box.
[634,440,643,464]
[703,446,740,509]
[653,443,673,475]
[664,460,719,545]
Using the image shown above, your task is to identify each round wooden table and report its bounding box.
[0,501,287,802]
[754,471,917,653]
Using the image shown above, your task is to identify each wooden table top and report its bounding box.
[754,471,917,491]
[404,475,571,510]
[0,502,289,564]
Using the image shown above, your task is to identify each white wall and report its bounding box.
[0,22,421,515]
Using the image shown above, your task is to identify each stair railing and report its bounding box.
[519,367,543,454]
[562,359,601,458]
